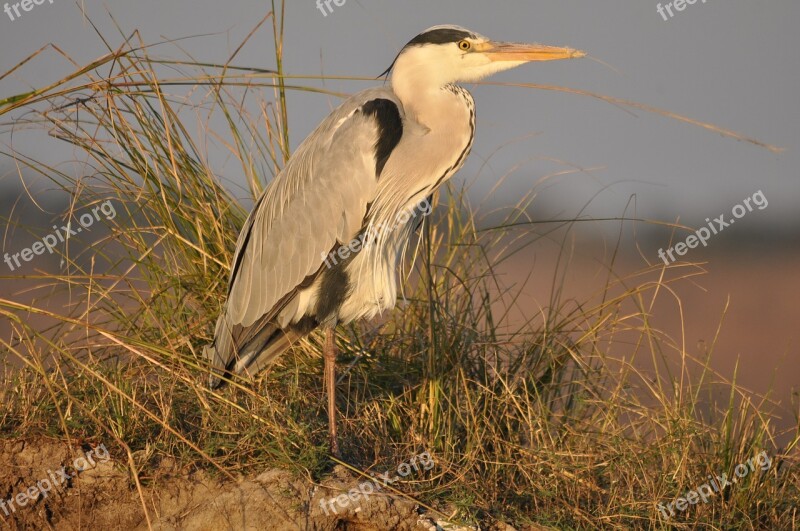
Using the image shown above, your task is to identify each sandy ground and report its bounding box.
[0,438,519,531]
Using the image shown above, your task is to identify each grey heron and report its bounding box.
[204,25,584,455]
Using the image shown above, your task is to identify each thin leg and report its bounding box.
[324,327,340,456]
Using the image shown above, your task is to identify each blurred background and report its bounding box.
[1,1,798,443]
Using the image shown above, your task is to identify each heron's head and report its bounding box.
[388,25,584,89]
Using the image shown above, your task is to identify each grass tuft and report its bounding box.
[0,7,797,529]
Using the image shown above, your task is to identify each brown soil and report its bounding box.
[0,438,528,531]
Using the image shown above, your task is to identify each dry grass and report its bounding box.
[0,5,797,529]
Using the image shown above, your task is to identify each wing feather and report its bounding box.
[205,88,404,383]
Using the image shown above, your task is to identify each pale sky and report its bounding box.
[1,0,798,230]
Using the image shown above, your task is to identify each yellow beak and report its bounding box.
[481,41,586,62]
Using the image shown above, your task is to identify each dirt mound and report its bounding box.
[0,438,492,530]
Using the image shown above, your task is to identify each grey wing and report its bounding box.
[204,88,404,386]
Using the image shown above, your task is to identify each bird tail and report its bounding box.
[204,318,305,389]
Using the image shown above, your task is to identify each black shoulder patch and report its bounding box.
[406,28,475,47]
[360,99,403,177]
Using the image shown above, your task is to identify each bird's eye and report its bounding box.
[458,40,471,51]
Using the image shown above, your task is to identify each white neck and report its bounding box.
[390,50,459,128]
